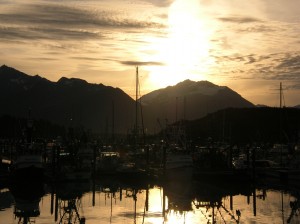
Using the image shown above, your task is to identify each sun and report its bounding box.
[144,0,213,89]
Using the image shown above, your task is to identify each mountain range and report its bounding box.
[0,65,255,135]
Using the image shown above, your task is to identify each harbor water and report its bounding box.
[1,177,300,224]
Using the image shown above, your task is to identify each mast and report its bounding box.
[280,82,282,108]
[133,66,139,150]
[279,82,283,166]
[112,100,115,147]
[134,66,146,147]
[135,66,139,136]
[175,96,178,123]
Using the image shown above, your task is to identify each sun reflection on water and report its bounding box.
[1,182,300,224]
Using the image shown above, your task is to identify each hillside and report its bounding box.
[141,79,254,132]
[186,107,300,145]
[0,65,136,135]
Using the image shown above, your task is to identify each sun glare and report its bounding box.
[145,0,213,89]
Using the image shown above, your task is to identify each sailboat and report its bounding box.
[116,66,147,179]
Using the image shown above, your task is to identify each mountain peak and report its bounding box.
[0,64,9,69]
[0,64,17,73]
[0,64,31,80]
[177,79,214,86]
[176,79,194,85]
[176,79,221,89]
[0,65,50,84]
[170,79,225,97]
[57,77,88,86]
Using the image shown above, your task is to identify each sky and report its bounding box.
[0,0,300,106]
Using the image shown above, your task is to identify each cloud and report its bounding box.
[276,55,300,70]
[255,53,300,81]
[0,3,164,28]
[212,52,300,84]
[70,57,101,61]
[218,16,262,23]
[215,54,262,65]
[262,0,300,23]
[0,2,164,41]
[237,25,275,33]
[245,55,256,64]
[286,82,300,90]
[0,26,102,41]
[26,57,58,61]
[140,0,175,7]
[120,61,164,66]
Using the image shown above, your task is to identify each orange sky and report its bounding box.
[0,0,299,106]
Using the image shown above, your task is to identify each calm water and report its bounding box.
[1,177,300,224]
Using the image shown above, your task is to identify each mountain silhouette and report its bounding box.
[0,65,255,135]
[0,65,136,135]
[141,79,254,132]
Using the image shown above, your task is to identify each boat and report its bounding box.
[96,151,120,175]
[162,115,193,183]
[55,181,89,224]
[10,113,45,182]
[10,142,45,182]
[114,66,148,181]
[10,181,45,224]
[232,149,288,182]
[164,143,193,182]
[0,158,11,182]
[57,143,93,182]
[116,160,147,180]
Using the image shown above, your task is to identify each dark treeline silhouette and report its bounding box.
[187,107,300,145]
[2,107,299,146]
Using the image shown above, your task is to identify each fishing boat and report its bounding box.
[10,112,45,182]
[164,143,193,182]
[162,115,193,182]
[96,151,120,175]
[0,158,11,181]
[231,147,288,182]
[10,181,45,224]
[57,143,93,182]
[10,143,45,182]
[55,181,89,224]
[163,148,193,207]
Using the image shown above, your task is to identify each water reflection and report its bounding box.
[9,181,45,224]
[54,181,89,224]
[0,177,300,223]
